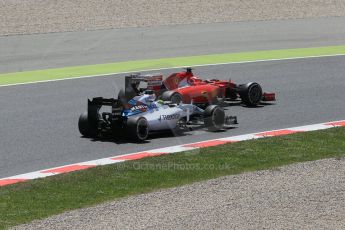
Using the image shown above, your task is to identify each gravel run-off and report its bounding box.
[13,158,345,230]
[1,0,345,36]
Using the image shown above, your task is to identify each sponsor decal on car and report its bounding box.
[147,80,163,86]
[158,113,180,122]
[130,105,148,112]
[147,75,163,87]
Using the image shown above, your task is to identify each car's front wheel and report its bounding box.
[238,82,263,106]
[204,105,225,131]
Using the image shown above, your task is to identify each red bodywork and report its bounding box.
[163,70,236,103]
[163,69,275,104]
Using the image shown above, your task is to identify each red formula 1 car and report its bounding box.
[159,68,275,107]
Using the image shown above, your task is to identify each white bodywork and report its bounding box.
[129,95,203,131]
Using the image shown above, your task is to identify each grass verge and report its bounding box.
[1,45,345,86]
[1,127,345,229]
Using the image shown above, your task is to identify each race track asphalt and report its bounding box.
[0,55,345,178]
[1,17,345,73]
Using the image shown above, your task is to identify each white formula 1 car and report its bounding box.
[78,74,237,141]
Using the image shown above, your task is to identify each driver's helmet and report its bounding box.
[156,99,164,105]
[187,76,199,85]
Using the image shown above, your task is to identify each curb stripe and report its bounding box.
[41,165,96,174]
[0,179,28,186]
[1,119,344,187]
[184,140,234,148]
[111,152,167,161]
[255,130,301,137]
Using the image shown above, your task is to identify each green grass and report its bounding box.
[1,127,345,229]
[1,45,345,86]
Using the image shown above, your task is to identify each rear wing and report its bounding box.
[88,97,122,122]
[125,74,164,96]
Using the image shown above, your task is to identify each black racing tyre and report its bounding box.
[161,91,183,104]
[172,118,187,135]
[78,111,99,137]
[127,116,149,141]
[238,82,262,106]
[225,88,238,100]
[204,105,225,131]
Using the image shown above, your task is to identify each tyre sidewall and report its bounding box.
[127,116,149,141]
[204,105,225,131]
[78,111,98,137]
[239,82,262,106]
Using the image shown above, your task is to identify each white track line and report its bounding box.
[1,53,344,88]
[1,119,344,187]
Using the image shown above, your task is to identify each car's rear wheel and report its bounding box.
[127,117,149,141]
[161,91,183,104]
[78,111,99,137]
[238,82,262,106]
[204,105,225,131]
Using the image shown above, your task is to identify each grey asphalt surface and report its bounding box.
[1,17,345,73]
[1,55,345,178]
